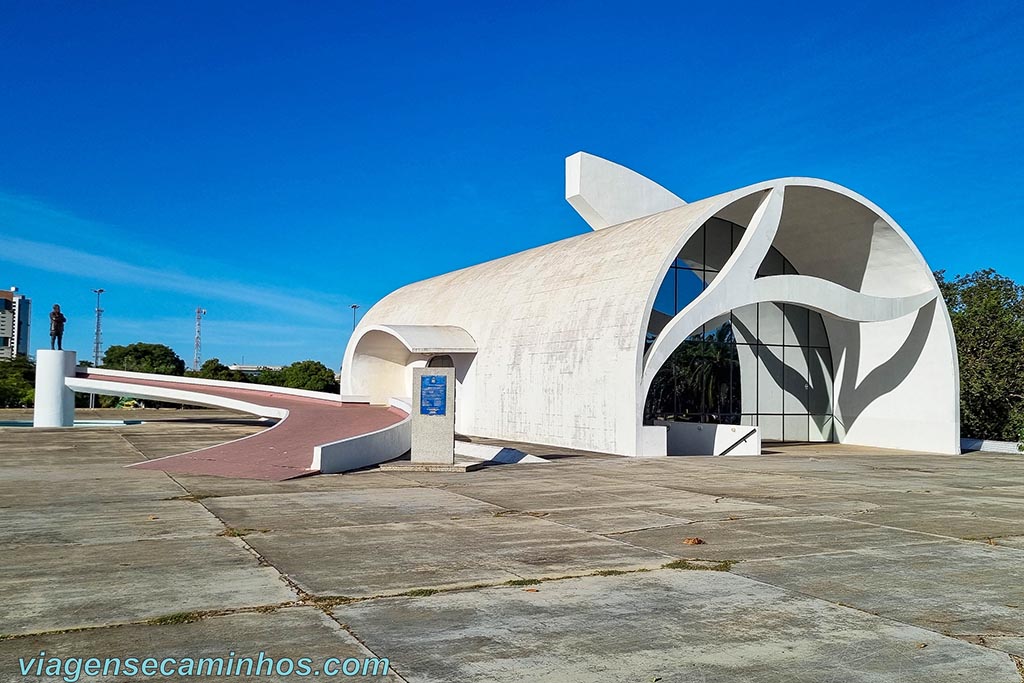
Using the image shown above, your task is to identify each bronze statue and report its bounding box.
[49,304,66,350]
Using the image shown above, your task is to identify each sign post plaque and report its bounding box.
[411,367,456,464]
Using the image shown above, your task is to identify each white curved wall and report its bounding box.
[344,166,960,456]
[343,198,720,455]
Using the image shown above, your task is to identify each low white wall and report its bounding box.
[66,377,288,420]
[655,420,761,456]
[640,425,668,456]
[312,398,412,474]
[960,438,1021,454]
[81,367,368,404]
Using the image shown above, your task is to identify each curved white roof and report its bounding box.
[343,155,959,456]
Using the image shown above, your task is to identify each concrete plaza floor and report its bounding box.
[1,410,1023,682]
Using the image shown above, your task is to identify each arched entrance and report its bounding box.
[341,325,477,406]
[643,216,835,442]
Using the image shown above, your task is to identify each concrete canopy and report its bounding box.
[342,154,959,457]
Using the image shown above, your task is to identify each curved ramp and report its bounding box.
[70,371,408,481]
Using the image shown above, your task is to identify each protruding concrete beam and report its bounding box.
[565,152,685,230]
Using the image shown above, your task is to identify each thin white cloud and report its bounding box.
[0,236,342,321]
[106,317,344,347]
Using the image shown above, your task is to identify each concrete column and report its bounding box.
[33,350,77,427]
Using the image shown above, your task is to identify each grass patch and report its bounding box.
[218,527,269,537]
[492,509,548,518]
[505,578,543,586]
[145,611,207,626]
[662,559,735,572]
[165,494,216,502]
[309,595,358,608]
[401,588,440,597]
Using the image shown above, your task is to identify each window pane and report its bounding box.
[809,311,829,347]
[757,303,785,345]
[675,268,703,312]
[783,346,810,414]
[810,414,834,442]
[808,346,833,414]
[784,414,810,441]
[678,225,704,268]
[757,344,784,414]
[758,414,784,440]
[705,218,733,270]
[653,268,675,316]
[783,304,809,346]
[731,305,758,343]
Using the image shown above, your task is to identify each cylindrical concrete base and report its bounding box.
[33,350,77,427]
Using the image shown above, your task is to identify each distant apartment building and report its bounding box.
[227,364,283,376]
[0,287,31,360]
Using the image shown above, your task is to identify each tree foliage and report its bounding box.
[257,360,339,393]
[188,358,252,383]
[936,269,1024,441]
[102,343,186,376]
[645,323,740,422]
[0,355,34,408]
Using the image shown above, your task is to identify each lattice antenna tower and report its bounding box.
[194,307,207,371]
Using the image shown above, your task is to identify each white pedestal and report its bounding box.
[411,367,456,464]
[33,350,77,427]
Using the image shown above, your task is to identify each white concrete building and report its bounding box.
[0,287,31,360]
[342,153,959,456]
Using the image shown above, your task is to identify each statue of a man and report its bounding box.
[49,304,66,350]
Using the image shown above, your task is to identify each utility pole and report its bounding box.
[193,307,207,371]
[90,288,105,409]
[350,304,360,332]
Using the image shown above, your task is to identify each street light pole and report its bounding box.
[90,288,105,409]
[350,304,360,332]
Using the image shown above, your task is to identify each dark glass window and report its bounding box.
[644,224,835,441]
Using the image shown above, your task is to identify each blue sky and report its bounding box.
[1,1,1021,367]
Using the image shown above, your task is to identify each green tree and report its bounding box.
[0,355,35,408]
[256,360,339,393]
[644,323,739,422]
[936,269,1024,441]
[102,343,186,376]
[188,358,251,383]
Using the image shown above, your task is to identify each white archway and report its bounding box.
[637,180,959,454]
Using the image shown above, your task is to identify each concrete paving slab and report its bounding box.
[433,478,750,513]
[244,516,670,597]
[203,488,502,531]
[2,538,296,636]
[4,412,1024,678]
[164,469,425,499]
[616,469,884,501]
[612,515,945,561]
[982,636,1024,658]
[735,541,1024,641]
[334,570,1018,682]
[528,506,693,535]
[0,499,225,546]
[0,607,400,682]
[845,510,1024,541]
[997,535,1024,550]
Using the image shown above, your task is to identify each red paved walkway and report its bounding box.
[81,374,405,481]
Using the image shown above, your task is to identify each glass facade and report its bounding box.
[645,218,835,442]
